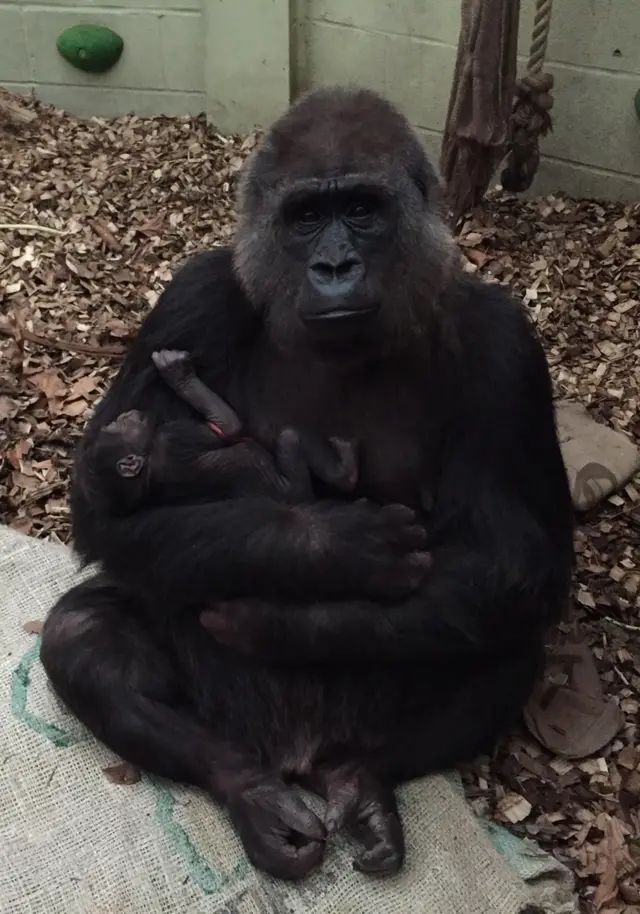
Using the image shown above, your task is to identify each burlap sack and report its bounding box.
[556,400,640,512]
[0,525,579,914]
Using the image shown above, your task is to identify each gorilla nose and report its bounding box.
[308,258,365,298]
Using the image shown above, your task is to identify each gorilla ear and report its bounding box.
[235,135,278,216]
[413,174,428,200]
[412,152,447,213]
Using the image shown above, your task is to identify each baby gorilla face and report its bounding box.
[97,410,153,478]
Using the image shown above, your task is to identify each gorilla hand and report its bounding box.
[227,778,326,881]
[298,500,431,603]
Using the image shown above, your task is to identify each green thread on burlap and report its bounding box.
[11,639,79,748]
[153,779,250,895]
[12,634,249,895]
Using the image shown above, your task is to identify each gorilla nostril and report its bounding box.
[311,262,335,284]
[310,259,363,287]
[335,259,361,279]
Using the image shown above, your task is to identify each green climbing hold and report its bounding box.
[56,25,124,73]
[635,88,640,122]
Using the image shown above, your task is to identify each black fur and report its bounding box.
[40,86,574,882]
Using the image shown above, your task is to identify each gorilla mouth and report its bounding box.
[303,305,377,322]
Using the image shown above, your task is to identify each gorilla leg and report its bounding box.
[371,647,542,785]
[40,575,326,881]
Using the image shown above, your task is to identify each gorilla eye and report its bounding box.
[296,208,324,229]
[346,200,376,223]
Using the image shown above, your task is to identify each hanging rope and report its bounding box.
[500,0,554,193]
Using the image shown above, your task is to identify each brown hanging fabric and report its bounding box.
[440,0,521,226]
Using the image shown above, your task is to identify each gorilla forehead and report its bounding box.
[250,86,428,191]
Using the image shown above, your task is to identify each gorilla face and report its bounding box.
[232,88,455,357]
[281,177,398,326]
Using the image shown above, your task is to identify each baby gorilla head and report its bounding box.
[98,411,152,478]
[233,87,456,356]
[91,411,154,513]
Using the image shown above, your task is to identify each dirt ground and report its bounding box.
[1,92,639,913]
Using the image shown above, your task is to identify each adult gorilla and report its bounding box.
[40,87,574,881]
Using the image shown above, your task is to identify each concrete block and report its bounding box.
[301,0,460,46]
[0,6,32,82]
[23,8,165,88]
[32,83,205,118]
[296,21,455,132]
[204,0,290,134]
[159,11,204,92]
[19,0,201,9]
[518,0,640,74]
[542,65,640,178]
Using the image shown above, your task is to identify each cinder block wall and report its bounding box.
[1,0,639,201]
[292,0,640,202]
[1,0,206,117]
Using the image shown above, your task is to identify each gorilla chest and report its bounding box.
[234,364,433,509]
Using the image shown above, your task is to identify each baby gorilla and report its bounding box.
[92,349,358,513]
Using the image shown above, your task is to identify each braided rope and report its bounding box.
[527,0,553,75]
[500,0,554,192]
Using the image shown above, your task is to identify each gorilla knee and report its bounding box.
[40,604,96,674]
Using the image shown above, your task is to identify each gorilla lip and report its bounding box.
[303,306,377,321]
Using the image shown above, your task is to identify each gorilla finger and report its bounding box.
[251,834,324,882]
[349,810,404,876]
[396,524,429,550]
[408,550,432,570]
[276,792,327,841]
[324,789,359,835]
[199,609,230,636]
[380,504,418,525]
[394,551,432,592]
[352,840,404,877]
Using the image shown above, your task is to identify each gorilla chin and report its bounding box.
[300,311,383,363]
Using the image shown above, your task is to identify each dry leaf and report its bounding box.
[577,590,596,609]
[29,370,67,401]
[61,399,89,418]
[103,762,141,785]
[65,253,95,280]
[0,395,19,420]
[496,793,532,823]
[594,862,619,911]
[22,619,44,635]
[90,219,121,251]
[68,376,97,399]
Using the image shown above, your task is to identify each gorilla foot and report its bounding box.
[151,348,193,386]
[322,765,405,877]
[227,777,326,881]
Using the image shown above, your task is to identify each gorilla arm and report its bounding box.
[73,250,430,608]
[201,324,575,661]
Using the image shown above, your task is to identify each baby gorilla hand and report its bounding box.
[227,778,326,881]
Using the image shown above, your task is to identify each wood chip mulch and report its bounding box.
[1,92,638,914]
